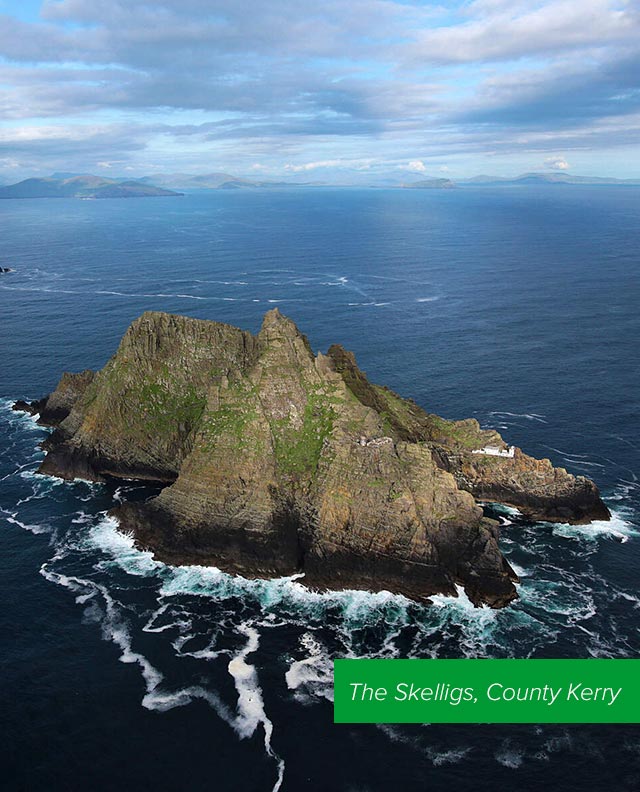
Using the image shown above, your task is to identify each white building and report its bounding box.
[471,445,515,458]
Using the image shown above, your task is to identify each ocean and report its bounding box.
[1,186,639,791]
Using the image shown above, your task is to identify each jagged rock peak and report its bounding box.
[259,306,306,338]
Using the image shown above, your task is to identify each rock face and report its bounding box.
[18,310,610,608]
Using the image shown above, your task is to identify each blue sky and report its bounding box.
[0,0,639,182]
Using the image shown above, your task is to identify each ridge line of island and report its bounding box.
[14,309,610,608]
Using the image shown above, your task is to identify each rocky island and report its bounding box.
[15,310,610,608]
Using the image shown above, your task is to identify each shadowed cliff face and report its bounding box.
[16,309,610,608]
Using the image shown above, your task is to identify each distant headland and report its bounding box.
[0,175,182,200]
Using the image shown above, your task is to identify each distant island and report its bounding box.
[401,178,455,189]
[14,310,609,608]
[0,175,182,200]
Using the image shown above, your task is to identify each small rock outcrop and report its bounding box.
[16,310,610,608]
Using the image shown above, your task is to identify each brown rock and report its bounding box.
[25,309,610,608]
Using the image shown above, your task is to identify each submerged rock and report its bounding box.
[16,309,610,608]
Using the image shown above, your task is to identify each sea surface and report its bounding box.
[1,186,639,791]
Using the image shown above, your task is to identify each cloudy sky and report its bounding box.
[1,0,639,182]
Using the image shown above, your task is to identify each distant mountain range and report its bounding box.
[0,175,182,200]
[137,172,322,190]
[0,171,638,199]
[0,172,324,199]
[457,172,640,186]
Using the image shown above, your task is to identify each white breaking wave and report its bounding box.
[480,501,523,518]
[285,632,334,703]
[508,561,529,578]
[549,510,637,544]
[87,516,160,576]
[87,516,415,629]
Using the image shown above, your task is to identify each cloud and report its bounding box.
[284,158,375,172]
[0,0,638,178]
[285,160,342,172]
[450,49,640,138]
[0,123,151,174]
[403,0,640,65]
[406,160,427,173]
[544,156,570,170]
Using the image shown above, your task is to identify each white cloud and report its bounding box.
[284,160,342,172]
[284,158,376,172]
[406,159,427,172]
[405,0,640,64]
[544,155,570,170]
[0,1,639,178]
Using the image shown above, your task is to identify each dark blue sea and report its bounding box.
[1,186,639,791]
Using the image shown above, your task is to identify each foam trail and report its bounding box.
[488,411,547,423]
[377,725,471,766]
[227,623,285,791]
[142,684,233,718]
[98,581,164,693]
[40,561,164,694]
[1,509,50,535]
[544,446,593,459]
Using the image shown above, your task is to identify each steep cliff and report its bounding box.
[18,310,610,607]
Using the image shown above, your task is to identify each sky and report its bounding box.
[0,0,639,182]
